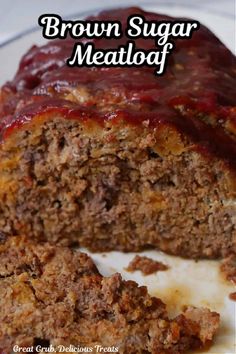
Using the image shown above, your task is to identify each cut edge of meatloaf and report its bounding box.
[0,110,235,258]
[0,6,236,259]
[0,236,220,353]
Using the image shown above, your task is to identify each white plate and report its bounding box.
[0,3,235,353]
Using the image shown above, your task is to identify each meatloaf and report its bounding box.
[0,236,219,353]
[0,7,236,258]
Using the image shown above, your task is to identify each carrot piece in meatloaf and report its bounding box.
[0,236,219,353]
[0,7,236,258]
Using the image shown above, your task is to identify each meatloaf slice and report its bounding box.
[0,7,236,258]
[0,236,219,353]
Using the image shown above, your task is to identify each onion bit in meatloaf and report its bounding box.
[0,7,236,259]
[126,255,169,275]
[0,236,219,353]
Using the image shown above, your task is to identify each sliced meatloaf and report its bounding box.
[0,7,236,258]
[0,236,219,353]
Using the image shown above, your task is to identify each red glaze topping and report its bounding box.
[1,7,236,167]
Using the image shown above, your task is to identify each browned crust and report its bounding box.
[126,255,169,275]
[220,254,236,284]
[229,292,236,301]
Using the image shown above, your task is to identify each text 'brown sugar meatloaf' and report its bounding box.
[0,236,219,353]
[0,7,236,258]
